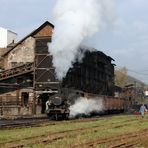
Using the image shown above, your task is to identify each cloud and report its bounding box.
[1,0,148,83]
[0,0,55,39]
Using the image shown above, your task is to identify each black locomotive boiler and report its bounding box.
[45,88,84,120]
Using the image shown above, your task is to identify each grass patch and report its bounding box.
[1,115,148,147]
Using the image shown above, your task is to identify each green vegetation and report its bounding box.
[115,67,128,88]
[0,115,148,148]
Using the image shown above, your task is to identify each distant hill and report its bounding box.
[126,75,147,87]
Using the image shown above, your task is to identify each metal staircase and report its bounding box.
[0,62,34,81]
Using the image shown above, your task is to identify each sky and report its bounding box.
[1,0,148,83]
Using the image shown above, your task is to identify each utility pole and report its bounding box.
[134,81,137,105]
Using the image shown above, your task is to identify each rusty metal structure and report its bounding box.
[0,21,118,117]
[62,50,115,96]
[34,38,59,92]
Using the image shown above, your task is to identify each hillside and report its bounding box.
[115,68,148,88]
[126,75,147,87]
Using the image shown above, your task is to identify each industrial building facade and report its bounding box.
[0,22,58,116]
[0,21,115,117]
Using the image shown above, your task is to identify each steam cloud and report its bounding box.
[49,0,116,80]
[69,97,104,118]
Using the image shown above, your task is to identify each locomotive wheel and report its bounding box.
[47,114,55,120]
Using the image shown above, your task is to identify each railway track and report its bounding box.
[2,126,145,148]
[71,129,148,148]
[0,117,50,129]
[0,114,133,130]
[0,117,101,130]
[0,116,141,148]
[0,116,94,130]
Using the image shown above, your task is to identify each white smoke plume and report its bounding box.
[69,97,104,118]
[49,0,116,80]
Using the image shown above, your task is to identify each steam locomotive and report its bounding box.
[46,88,85,120]
[45,91,70,120]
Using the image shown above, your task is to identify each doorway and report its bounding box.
[39,93,49,114]
[21,92,29,107]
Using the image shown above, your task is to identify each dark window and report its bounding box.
[21,92,29,107]
[11,62,17,68]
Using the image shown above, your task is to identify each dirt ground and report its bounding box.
[0,115,148,148]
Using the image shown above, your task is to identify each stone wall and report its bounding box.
[0,88,36,117]
[4,37,35,69]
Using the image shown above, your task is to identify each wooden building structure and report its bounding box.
[0,21,59,116]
